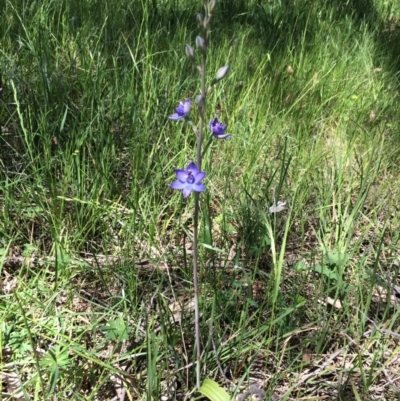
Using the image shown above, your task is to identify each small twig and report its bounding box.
[277,348,344,401]
[360,310,400,340]
[381,369,400,390]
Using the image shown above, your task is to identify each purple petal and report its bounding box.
[194,172,206,183]
[183,100,191,115]
[218,122,227,131]
[193,183,206,192]
[182,188,192,198]
[186,162,199,175]
[216,134,232,139]
[175,169,189,181]
[209,118,217,130]
[171,180,186,190]
[169,113,184,121]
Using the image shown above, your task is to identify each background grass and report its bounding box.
[1,0,400,399]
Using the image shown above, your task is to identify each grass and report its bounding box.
[1,0,400,399]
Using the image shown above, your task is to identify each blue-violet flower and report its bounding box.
[209,118,231,139]
[171,162,206,198]
[169,99,191,121]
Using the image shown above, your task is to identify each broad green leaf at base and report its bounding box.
[198,379,231,401]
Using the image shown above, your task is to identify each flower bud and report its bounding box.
[203,16,210,29]
[185,44,195,60]
[196,13,204,26]
[215,65,229,81]
[195,94,205,108]
[369,109,376,122]
[195,36,206,52]
[208,0,216,14]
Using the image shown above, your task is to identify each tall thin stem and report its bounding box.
[193,192,201,389]
[193,3,209,389]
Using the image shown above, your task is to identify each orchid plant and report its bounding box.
[167,0,230,392]
[168,2,287,398]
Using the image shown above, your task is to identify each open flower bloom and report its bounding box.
[169,99,191,120]
[170,162,206,198]
[269,201,286,214]
[209,118,231,139]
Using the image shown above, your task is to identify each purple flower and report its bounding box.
[170,162,206,198]
[209,118,231,139]
[169,99,191,121]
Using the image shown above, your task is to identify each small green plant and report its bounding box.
[296,249,351,300]
[39,345,72,394]
[100,316,129,341]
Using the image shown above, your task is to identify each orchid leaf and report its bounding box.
[198,379,231,401]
